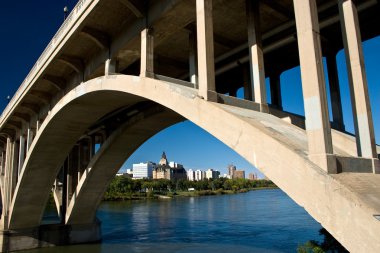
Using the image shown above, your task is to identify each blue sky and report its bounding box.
[1,2,379,177]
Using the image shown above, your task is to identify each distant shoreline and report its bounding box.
[103,186,279,201]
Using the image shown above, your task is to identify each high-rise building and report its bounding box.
[205,169,220,179]
[132,162,156,179]
[187,169,195,181]
[195,169,205,181]
[233,170,245,179]
[228,164,236,177]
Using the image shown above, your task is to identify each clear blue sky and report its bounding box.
[1,2,379,177]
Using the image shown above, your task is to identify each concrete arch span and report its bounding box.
[7,75,380,252]
[65,104,183,224]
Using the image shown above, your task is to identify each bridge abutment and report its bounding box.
[0,220,101,252]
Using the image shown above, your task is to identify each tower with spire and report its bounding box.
[159,151,168,166]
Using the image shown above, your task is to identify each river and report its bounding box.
[20,189,322,253]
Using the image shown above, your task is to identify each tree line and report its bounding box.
[104,176,276,200]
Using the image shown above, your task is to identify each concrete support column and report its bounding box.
[18,135,25,176]
[0,152,4,176]
[36,120,40,133]
[1,137,12,229]
[61,159,68,223]
[293,0,336,173]
[10,139,19,198]
[105,59,118,76]
[326,52,345,131]
[78,141,90,181]
[196,0,216,100]
[339,0,377,159]
[270,73,283,110]
[243,66,253,100]
[26,127,34,153]
[89,136,95,158]
[140,28,154,78]
[189,31,198,88]
[67,146,79,205]
[1,136,19,230]
[246,0,268,112]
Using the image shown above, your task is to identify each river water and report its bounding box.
[21,189,322,253]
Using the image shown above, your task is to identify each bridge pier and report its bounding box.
[246,0,268,112]
[196,0,216,101]
[293,0,336,173]
[0,220,101,252]
[326,51,345,132]
[338,0,377,159]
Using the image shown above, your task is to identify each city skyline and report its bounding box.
[1,1,380,179]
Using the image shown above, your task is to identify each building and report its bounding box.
[187,169,195,181]
[248,173,256,181]
[153,152,187,180]
[228,164,236,177]
[222,173,231,179]
[195,169,205,181]
[205,169,220,179]
[169,161,184,169]
[233,170,245,179]
[132,162,156,179]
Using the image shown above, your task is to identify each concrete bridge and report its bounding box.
[0,0,380,251]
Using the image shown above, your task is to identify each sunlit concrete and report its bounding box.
[5,75,380,252]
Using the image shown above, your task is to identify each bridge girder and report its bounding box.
[118,0,145,18]
[43,75,66,91]
[80,26,110,50]
[57,55,84,74]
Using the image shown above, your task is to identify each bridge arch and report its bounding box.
[7,75,380,252]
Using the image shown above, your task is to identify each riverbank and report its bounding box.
[103,177,277,201]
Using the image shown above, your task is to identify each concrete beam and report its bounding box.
[338,0,377,159]
[20,103,40,115]
[0,129,16,139]
[261,0,293,19]
[156,54,188,70]
[12,113,30,123]
[28,90,52,105]
[7,121,22,130]
[196,0,215,100]
[43,75,66,91]
[185,23,237,49]
[80,26,109,49]
[118,0,145,18]
[293,0,335,173]
[57,56,84,74]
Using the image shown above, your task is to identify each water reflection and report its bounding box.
[22,189,322,253]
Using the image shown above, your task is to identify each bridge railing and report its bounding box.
[0,0,95,127]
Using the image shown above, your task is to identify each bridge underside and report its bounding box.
[1,0,380,252]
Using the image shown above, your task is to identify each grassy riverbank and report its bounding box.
[103,177,277,201]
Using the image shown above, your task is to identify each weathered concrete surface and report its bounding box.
[7,75,379,252]
[0,220,100,252]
